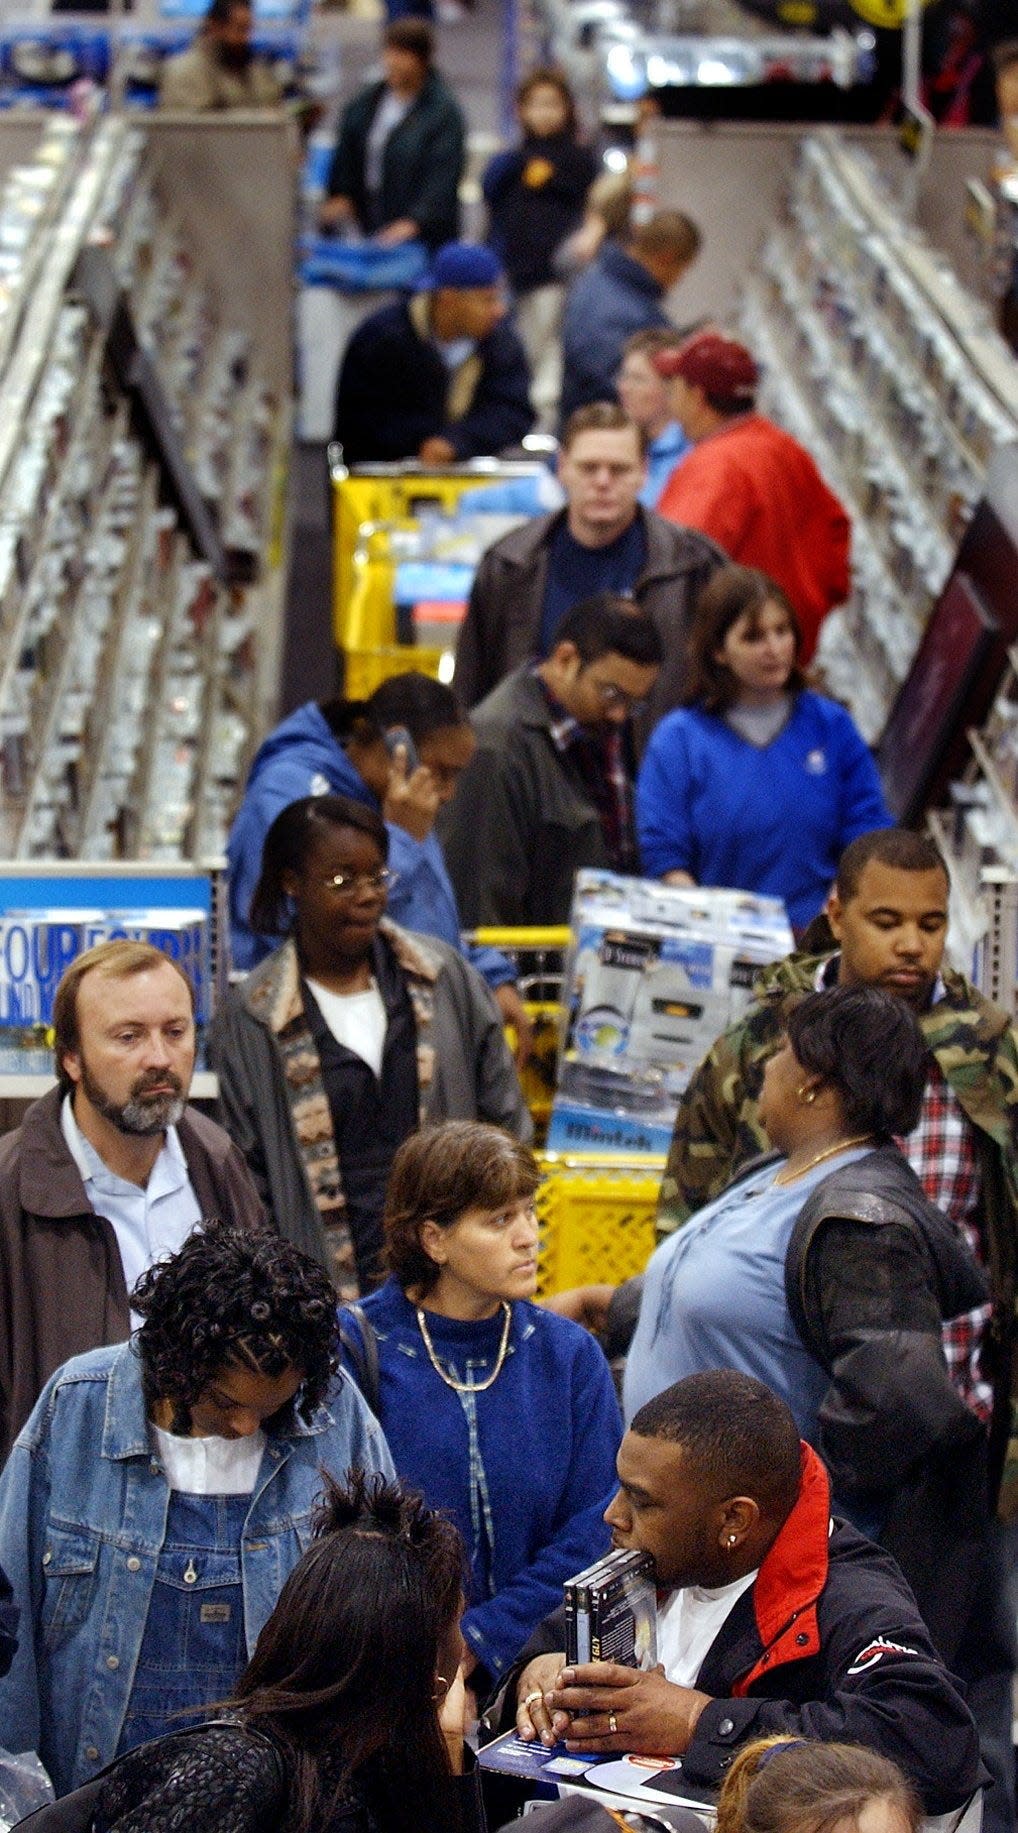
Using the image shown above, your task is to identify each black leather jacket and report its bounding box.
[785,1144,989,1661]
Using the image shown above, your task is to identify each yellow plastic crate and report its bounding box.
[344,643,446,700]
[467,928,572,1145]
[534,1153,665,1296]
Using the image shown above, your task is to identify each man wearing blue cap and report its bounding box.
[333,241,534,465]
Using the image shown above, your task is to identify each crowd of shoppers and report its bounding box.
[2,32,1017,1833]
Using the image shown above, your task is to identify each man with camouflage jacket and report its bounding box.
[653,825,1018,1833]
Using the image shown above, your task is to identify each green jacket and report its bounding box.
[657,949,1018,1518]
[325,72,465,251]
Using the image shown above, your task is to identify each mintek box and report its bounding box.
[0,909,210,1030]
[548,873,793,1151]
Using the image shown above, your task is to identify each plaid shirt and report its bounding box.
[815,962,992,1422]
[539,675,638,874]
[898,1059,993,1423]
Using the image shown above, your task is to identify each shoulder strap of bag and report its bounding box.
[12,1719,286,1833]
[337,1302,381,1418]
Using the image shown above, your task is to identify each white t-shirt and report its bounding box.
[365,89,411,196]
[150,1422,265,1495]
[306,975,387,1077]
[656,1569,759,1687]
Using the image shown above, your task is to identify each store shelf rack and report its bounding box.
[737,131,1018,744]
[0,113,291,865]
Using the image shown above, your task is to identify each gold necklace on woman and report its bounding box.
[415,1300,513,1393]
[773,1135,874,1186]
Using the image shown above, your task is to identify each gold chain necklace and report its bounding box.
[774,1135,874,1186]
[416,1301,513,1393]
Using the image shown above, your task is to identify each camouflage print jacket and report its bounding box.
[657,950,1018,1519]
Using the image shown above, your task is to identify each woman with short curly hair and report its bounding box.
[0,1218,393,1798]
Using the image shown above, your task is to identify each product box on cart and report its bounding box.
[547,873,794,1153]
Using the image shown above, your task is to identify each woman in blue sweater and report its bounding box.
[635,565,892,933]
[339,1121,620,1695]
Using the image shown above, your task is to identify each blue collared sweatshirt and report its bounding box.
[340,1279,621,1683]
[227,702,513,989]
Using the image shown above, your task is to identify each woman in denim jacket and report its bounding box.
[0,1218,393,1797]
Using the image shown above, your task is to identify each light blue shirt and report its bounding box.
[623,1149,871,1432]
[643,420,690,507]
[60,1096,203,1321]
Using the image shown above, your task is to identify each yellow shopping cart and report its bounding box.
[533,1152,665,1297]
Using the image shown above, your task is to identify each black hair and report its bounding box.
[249,794,389,939]
[235,1472,466,1833]
[631,1370,801,1523]
[205,0,249,22]
[785,985,927,1140]
[366,673,466,748]
[132,1217,340,1434]
[383,17,433,62]
[552,592,664,669]
[317,698,385,748]
[835,829,948,903]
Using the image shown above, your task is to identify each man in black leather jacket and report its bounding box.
[491,1372,981,1817]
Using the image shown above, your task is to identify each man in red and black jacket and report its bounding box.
[493,1370,980,1816]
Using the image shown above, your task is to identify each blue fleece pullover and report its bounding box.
[559,240,670,424]
[635,690,892,931]
[340,1278,621,1682]
[227,702,513,988]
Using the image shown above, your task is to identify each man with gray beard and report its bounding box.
[0,940,265,1462]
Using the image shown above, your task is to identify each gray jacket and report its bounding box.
[452,505,724,750]
[442,665,612,927]
[210,924,531,1287]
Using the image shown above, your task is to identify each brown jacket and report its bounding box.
[452,506,724,751]
[0,1087,265,1462]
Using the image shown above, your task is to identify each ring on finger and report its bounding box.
[608,1712,619,1734]
[524,1690,543,1709]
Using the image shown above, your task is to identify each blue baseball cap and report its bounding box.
[423,241,502,290]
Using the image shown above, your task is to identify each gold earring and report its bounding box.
[432,1674,450,1703]
[796,1084,817,1105]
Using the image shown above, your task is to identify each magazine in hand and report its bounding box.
[564,1548,658,1669]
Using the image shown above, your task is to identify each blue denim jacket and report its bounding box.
[0,1342,393,1795]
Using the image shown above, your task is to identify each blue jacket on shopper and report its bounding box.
[340,1279,621,1683]
[559,240,670,424]
[635,690,893,931]
[0,1343,393,1795]
[226,702,513,990]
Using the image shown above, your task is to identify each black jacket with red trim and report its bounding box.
[490,1447,980,1814]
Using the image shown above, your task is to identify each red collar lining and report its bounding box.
[732,1444,829,1697]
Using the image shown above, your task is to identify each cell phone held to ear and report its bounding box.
[385,726,421,773]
